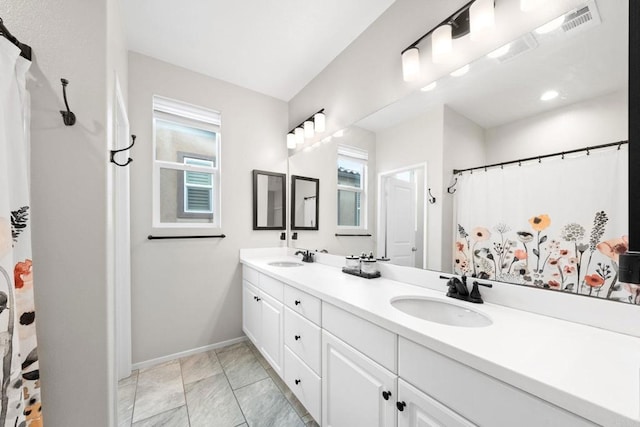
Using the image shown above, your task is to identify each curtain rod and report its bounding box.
[0,17,32,61]
[148,234,226,240]
[452,140,628,175]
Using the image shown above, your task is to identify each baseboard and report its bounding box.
[131,336,248,371]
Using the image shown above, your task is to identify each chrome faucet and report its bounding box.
[295,249,314,263]
[440,275,493,304]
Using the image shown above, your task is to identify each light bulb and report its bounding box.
[304,120,314,138]
[295,127,304,145]
[470,0,495,40]
[314,112,326,132]
[287,133,296,149]
[432,25,452,64]
[450,64,470,77]
[487,43,511,59]
[402,47,420,81]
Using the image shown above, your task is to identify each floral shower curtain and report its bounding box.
[0,39,42,426]
[453,145,637,304]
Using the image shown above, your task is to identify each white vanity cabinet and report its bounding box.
[322,303,398,427]
[397,379,474,427]
[242,267,284,377]
[282,285,322,423]
[398,337,597,427]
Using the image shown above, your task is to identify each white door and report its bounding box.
[260,291,284,377]
[397,379,475,427]
[322,330,397,427]
[386,176,416,267]
[242,281,261,345]
[114,78,132,380]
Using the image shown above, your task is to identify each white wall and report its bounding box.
[442,106,486,271]
[1,0,122,424]
[128,52,288,364]
[288,127,376,256]
[485,90,628,163]
[376,106,445,270]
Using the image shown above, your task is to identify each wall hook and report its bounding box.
[427,188,436,204]
[59,78,76,126]
[110,135,136,167]
[447,176,458,194]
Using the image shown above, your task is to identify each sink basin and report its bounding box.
[391,297,492,327]
[267,261,304,267]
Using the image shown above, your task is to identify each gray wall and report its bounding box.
[128,52,288,364]
[1,0,128,424]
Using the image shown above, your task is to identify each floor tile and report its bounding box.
[180,350,223,385]
[132,360,185,423]
[267,368,309,418]
[215,341,247,355]
[185,372,245,427]
[217,343,268,389]
[234,378,304,427]
[117,372,137,427]
[132,405,189,427]
[248,344,271,370]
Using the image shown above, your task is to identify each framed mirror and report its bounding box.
[291,175,319,230]
[252,170,286,230]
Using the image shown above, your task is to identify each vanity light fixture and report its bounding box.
[450,64,470,77]
[487,43,511,58]
[535,15,565,34]
[400,0,479,81]
[540,90,559,101]
[286,108,325,149]
[469,0,495,40]
[421,81,438,92]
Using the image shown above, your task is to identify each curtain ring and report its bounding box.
[538,157,541,163]
[618,142,622,150]
[586,149,590,155]
[561,152,565,159]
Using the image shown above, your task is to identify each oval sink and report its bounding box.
[391,297,492,327]
[267,261,304,267]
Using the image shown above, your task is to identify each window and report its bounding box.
[153,96,221,228]
[337,146,368,228]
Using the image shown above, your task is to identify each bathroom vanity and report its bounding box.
[240,249,640,427]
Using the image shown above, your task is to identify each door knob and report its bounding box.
[294,335,301,340]
[295,300,301,305]
[295,379,301,385]
[411,247,417,252]
[396,401,406,411]
[382,391,392,401]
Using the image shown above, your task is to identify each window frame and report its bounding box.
[152,96,222,229]
[337,146,368,230]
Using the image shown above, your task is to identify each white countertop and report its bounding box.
[241,253,640,427]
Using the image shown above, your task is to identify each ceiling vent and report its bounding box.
[561,0,602,35]
[496,33,538,64]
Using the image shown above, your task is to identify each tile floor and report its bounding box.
[118,340,320,427]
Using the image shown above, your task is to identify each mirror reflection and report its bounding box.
[252,170,285,230]
[291,175,320,230]
[288,0,629,302]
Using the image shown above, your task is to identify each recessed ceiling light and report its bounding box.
[421,82,437,92]
[535,16,565,34]
[450,64,470,77]
[540,90,559,101]
[487,43,511,59]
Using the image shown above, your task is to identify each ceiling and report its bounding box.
[356,0,627,131]
[123,0,395,101]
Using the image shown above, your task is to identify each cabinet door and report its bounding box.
[260,291,284,377]
[397,379,474,427]
[322,330,396,427]
[242,280,261,345]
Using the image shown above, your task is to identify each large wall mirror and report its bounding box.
[291,175,320,230]
[289,0,634,305]
[252,170,286,230]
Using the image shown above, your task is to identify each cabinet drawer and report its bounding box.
[259,273,284,301]
[243,265,260,286]
[322,302,397,373]
[284,285,321,325]
[398,338,596,427]
[284,307,321,374]
[284,346,321,424]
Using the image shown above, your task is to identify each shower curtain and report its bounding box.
[453,146,635,304]
[0,39,43,426]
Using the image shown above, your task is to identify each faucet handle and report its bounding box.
[469,280,492,303]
